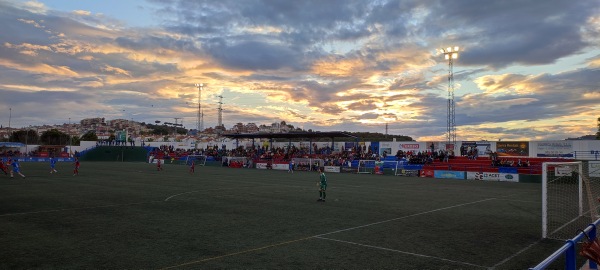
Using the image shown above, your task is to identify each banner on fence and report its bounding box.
[256,163,269,169]
[398,143,421,151]
[434,170,465,179]
[14,157,74,162]
[324,166,340,173]
[466,172,519,182]
[273,164,288,170]
[555,165,575,176]
[420,169,434,178]
[496,141,529,156]
[590,161,600,177]
[536,141,573,157]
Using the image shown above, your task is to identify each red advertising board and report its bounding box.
[420,169,434,178]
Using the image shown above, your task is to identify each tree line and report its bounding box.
[3,129,98,146]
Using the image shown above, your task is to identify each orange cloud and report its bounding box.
[101,64,131,76]
[473,74,539,95]
[0,59,78,76]
[311,57,365,77]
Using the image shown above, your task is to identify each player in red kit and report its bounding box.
[189,160,195,174]
[157,158,163,171]
[73,157,80,176]
[0,159,8,175]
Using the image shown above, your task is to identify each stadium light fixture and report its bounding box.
[194,83,204,133]
[440,46,459,150]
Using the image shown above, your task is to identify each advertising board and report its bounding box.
[324,166,340,173]
[433,170,465,179]
[466,172,519,182]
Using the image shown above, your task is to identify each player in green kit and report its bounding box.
[317,169,327,202]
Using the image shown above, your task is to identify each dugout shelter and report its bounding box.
[0,142,25,156]
[223,131,359,155]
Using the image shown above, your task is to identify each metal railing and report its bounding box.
[530,219,600,270]
[574,151,600,161]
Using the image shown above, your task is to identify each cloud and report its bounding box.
[72,10,91,16]
[204,40,305,71]
[0,0,598,141]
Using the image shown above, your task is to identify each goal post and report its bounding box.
[225,156,250,168]
[357,160,398,175]
[291,158,324,171]
[185,155,207,166]
[383,161,399,176]
[542,161,600,240]
[357,160,376,174]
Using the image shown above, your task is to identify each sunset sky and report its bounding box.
[0,0,599,141]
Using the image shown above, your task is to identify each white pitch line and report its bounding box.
[316,197,497,237]
[489,239,542,269]
[315,236,489,269]
[163,185,279,201]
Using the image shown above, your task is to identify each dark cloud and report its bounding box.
[424,0,599,68]
[456,67,600,126]
[204,40,304,71]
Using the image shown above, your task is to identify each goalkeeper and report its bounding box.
[317,169,327,202]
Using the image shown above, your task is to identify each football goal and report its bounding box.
[184,155,207,166]
[225,156,250,168]
[357,160,399,175]
[291,158,324,171]
[542,161,600,240]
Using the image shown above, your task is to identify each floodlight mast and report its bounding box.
[440,46,459,150]
[194,83,204,133]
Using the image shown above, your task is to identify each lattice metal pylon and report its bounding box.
[194,83,204,132]
[440,47,459,149]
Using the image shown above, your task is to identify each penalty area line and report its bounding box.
[315,236,489,269]
[315,197,497,237]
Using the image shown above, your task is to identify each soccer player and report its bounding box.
[0,159,8,175]
[73,157,80,176]
[188,159,195,174]
[10,158,25,178]
[317,169,327,202]
[50,156,58,174]
[288,160,294,173]
[156,158,163,171]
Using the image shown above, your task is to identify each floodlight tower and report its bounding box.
[194,83,204,133]
[440,46,459,149]
[217,95,224,128]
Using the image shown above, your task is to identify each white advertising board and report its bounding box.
[466,172,519,182]
[589,161,600,177]
[324,166,340,173]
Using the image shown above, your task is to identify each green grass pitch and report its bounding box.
[0,161,574,269]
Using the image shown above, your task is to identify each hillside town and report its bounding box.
[0,117,306,144]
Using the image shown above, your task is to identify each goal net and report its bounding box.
[542,161,600,240]
[184,155,207,166]
[357,160,376,174]
[357,160,398,175]
[291,158,324,171]
[226,157,250,168]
